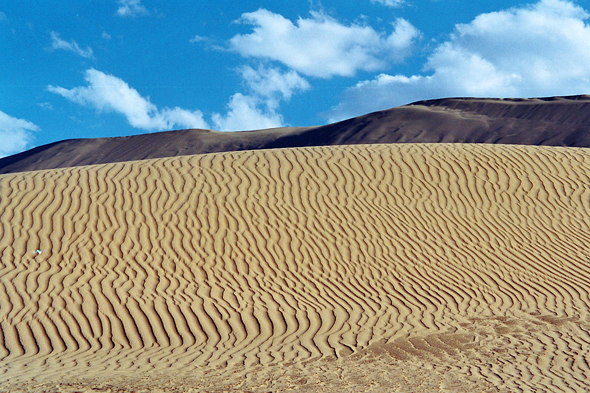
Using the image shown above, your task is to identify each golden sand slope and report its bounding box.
[1,143,590,392]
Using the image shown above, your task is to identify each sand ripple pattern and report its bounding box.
[2,144,590,391]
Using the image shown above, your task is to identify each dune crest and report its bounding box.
[1,144,590,392]
[3,94,590,175]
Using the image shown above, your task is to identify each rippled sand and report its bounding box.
[1,143,590,392]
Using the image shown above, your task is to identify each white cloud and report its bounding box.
[328,0,590,121]
[240,65,310,108]
[0,111,39,157]
[212,93,284,131]
[0,11,7,22]
[48,67,308,133]
[116,0,149,17]
[371,0,404,7]
[229,9,419,78]
[50,31,94,59]
[48,69,209,131]
[189,35,207,43]
[212,66,310,131]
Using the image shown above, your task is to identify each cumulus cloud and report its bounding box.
[50,31,94,59]
[229,9,419,78]
[240,66,310,108]
[0,111,39,157]
[213,66,310,131]
[371,0,404,7]
[48,69,209,131]
[212,93,284,131]
[116,0,149,17]
[328,0,590,121]
[47,67,309,132]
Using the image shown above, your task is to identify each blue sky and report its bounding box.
[2,0,590,157]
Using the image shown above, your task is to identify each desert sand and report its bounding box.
[1,143,590,392]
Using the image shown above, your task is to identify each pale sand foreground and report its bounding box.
[1,143,590,392]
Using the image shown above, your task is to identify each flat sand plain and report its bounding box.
[1,143,590,392]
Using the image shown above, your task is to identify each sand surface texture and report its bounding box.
[1,143,590,392]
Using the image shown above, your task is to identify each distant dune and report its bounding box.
[2,95,590,174]
[2,143,590,392]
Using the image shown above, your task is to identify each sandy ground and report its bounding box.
[1,143,590,392]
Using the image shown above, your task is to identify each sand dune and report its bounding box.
[1,143,590,392]
[3,95,590,174]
